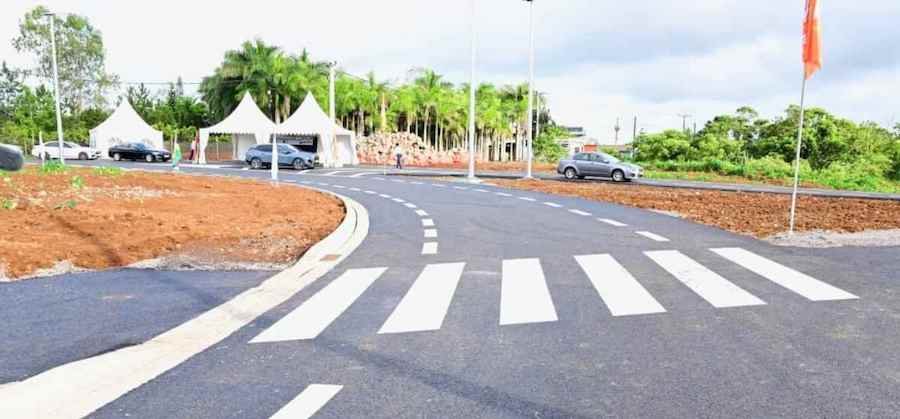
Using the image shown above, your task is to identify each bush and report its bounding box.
[812,158,896,192]
[39,160,68,174]
[740,156,794,180]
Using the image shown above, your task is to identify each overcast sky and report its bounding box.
[2,1,898,143]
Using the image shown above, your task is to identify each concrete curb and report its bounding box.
[0,187,369,419]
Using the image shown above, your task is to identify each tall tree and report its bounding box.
[13,6,118,112]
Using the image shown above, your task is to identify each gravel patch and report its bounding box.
[766,229,900,248]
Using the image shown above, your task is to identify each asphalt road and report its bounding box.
[4,161,900,418]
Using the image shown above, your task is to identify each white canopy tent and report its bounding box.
[198,92,273,164]
[277,93,358,167]
[89,100,164,158]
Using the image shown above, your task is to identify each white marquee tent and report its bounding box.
[89,100,164,158]
[277,93,358,167]
[198,92,273,164]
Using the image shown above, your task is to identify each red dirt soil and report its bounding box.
[0,166,344,280]
[491,179,900,238]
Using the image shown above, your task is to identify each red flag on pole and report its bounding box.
[803,0,822,79]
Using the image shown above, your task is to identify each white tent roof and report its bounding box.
[90,100,163,145]
[204,92,273,134]
[277,93,352,136]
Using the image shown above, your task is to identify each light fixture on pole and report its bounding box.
[523,0,536,179]
[466,0,479,183]
[44,11,65,165]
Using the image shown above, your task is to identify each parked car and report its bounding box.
[557,152,643,182]
[108,142,171,162]
[245,143,316,170]
[31,141,101,160]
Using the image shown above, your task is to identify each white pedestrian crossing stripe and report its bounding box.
[500,259,558,325]
[271,384,343,419]
[250,267,387,343]
[252,248,856,342]
[711,247,858,301]
[576,254,666,316]
[646,250,766,308]
[379,263,465,334]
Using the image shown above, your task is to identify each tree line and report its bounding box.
[631,106,900,191]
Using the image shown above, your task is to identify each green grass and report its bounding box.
[92,166,123,177]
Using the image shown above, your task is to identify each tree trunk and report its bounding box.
[380,93,387,132]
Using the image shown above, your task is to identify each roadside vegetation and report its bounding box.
[627,107,900,193]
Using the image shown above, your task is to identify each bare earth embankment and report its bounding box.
[0,166,344,281]
[490,179,900,246]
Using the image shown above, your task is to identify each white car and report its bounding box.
[31,141,101,160]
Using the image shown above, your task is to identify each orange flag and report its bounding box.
[803,0,822,79]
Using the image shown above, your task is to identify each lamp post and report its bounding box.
[271,89,279,183]
[466,0,479,183]
[329,62,338,168]
[44,12,65,165]
[523,0,535,179]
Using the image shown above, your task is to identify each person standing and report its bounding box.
[393,143,405,169]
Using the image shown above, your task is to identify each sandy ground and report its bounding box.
[490,179,900,239]
[0,166,344,280]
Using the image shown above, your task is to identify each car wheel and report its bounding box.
[146,154,154,163]
[44,152,51,160]
[250,158,262,170]
[78,152,88,160]
[113,153,121,161]
[612,169,625,182]
[292,158,304,170]
[564,167,577,180]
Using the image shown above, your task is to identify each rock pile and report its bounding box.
[356,133,471,166]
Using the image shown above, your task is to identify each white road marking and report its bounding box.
[404,203,417,208]
[251,268,388,343]
[317,182,330,186]
[415,209,429,217]
[332,185,346,189]
[270,384,343,419]
[597,218,627,227]
[569,209,592,216]
[391,179,406,183]
[543,202,562,208]
[349,187,361,192]
[475,189,489,193]
[496,192,513,197]
[300,181,313,185]
[453,186,468,190]
[379,194,391,198]
[424,229,438,238]
[646,250,766,308]
[422,242,439,255]
[373,177,386,181]
[349,172,371,178]
[410,181,424,185]
[500,259,559,325]
[392,198,405,203]
[364,190,376,194]
[378,263,465,334]
[518,197,537,202]
[422,219,435,227]
[711,248,859,301]
[575,254,666,316]
[636,231,670,242]
[432,183,446,187]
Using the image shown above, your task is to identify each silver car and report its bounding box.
[245,143,316,170]
[557,152,643,182]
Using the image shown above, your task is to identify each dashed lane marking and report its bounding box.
[378,263,465,334]
[543,202,562,208]
[415,209,429,217]
[500,259,559,325]
[636,231,670,242]
[518,197,537,202]
[598,218,627,227]
[421,242,439,255]
[424,229,438,238]
[422,219,435,227]
[270,384,343,419]
[569,209,592,216]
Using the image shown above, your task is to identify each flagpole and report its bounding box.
[788,75,808,235]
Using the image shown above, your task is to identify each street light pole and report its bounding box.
[329,62,337,168]
[271,90,279,183]
[46,12,65,165]
[466,0,479,183]
[524,0,535,179]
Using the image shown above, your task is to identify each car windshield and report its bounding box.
[133,143,146,150]
[602,153,621,163]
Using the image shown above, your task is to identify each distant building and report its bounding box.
[563,126,586,137]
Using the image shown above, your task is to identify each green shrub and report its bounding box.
[93,166,123,177]
[40,160,68,174]
[740,156,794,180]
[812,158,897,192]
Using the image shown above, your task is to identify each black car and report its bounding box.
[108,142,172,162]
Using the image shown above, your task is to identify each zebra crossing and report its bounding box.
[251,248,858,344]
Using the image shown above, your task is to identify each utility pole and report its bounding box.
[677,113,692,133]
[45,12,65,165]
[466,0,479,183]
[523,0,536,179]
[329,62,337,168]
[632,116,638,141]
[614,117,621,145]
